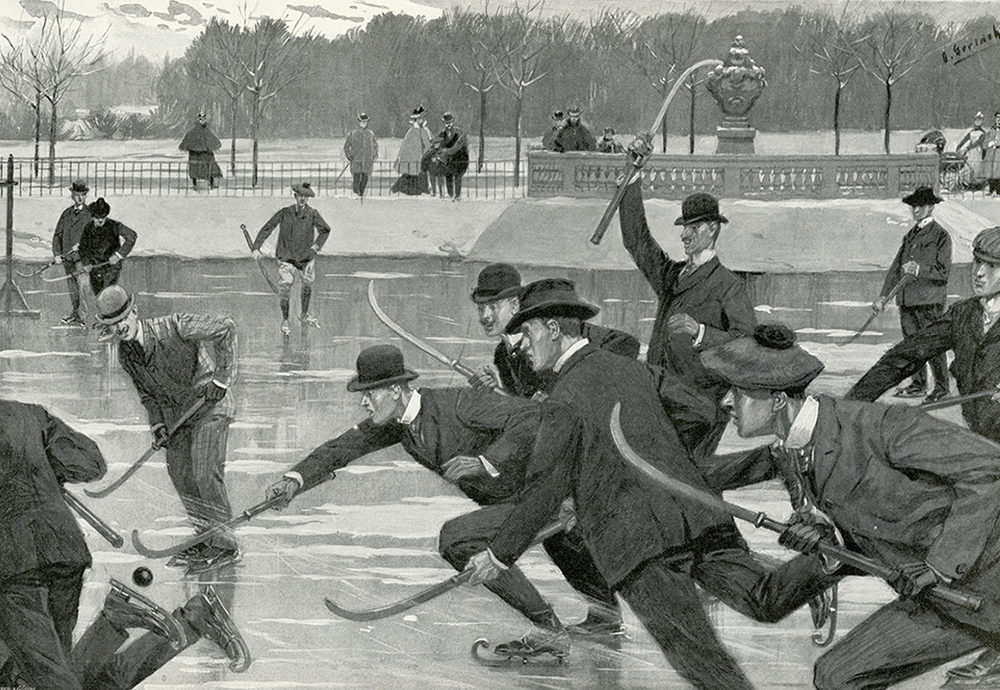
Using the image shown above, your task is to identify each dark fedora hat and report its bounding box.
[347,345,419,392]
[442,111,456,123]
[505,278,599,334]
[292,181,315,197]
[358,112,369,122]
[94,285,135,326]
[901,185,943,207]
[88,197,111,219]
[674,192,728,226]
[701,324,824,391]
[69,179,89,194]
[471,263,522,304]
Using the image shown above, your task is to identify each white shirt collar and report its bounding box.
[399,389,422,425]
[135,320,145,348]
[917,216,934,229]
[689,248,717,268]
[502,332,523,349]
[782,395,819,450]
[984,295,1000,314]
[554,338,590,373]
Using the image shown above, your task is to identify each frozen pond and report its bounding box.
[0,255,976,689]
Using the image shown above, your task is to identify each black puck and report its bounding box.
[132,566,154,587]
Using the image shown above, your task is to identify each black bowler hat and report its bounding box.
[471,263,522,304]
[69,179,89,194]
[552,110,565,121]
[901,185,943,207]
[346,345,419,392]
[505,278,599,334]
[358,112,369,123]
[89,197,111,219]
[674,192,728,226]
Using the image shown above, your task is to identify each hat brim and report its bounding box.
[471,285,522,304]
[346,369,418,392]
[674,212,729,226]
[292,186,315,197]
[94,292,135,326]
[901,192,943,206]
[69,185,89,193]
[505,301,599,334]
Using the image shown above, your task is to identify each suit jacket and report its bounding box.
[847,297,1000,443]
[253,205,331,264]
[118,314,238,428]
[78,219,137,265]
[705,396,1000,631]
[489,345,740,588]
[494,323,641,398]
[52,205,92,256]
[0,401,106,582]
[343,128,378,174]
[619,182,757,393]
[881,219,951,307]
[288,388,538,506]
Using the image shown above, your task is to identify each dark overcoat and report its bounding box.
[848,297,1000,443]
[0,401,106,582]
[881,219,952,307]
[288,388,538,505]
[489,345,739,588]
[437,128,469,176]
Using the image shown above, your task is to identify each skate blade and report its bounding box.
[470,638,568,667]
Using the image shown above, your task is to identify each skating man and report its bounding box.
[94,286,241,575]
[700,324,1000,690]
[251,181,331,334]
[77,197,137,299]
[52,179,92,326]
[266,344,622,643]
[464,280,836,677]
[618,137,757,461]
[871,185,952,403]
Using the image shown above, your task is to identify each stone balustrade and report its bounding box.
[527,151,940,200]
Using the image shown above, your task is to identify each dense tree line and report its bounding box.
[2,4,999,155]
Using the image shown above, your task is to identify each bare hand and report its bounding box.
[108,253,121,265]
[251,249,262,261]
[53,255,62,265]
[442,455,488,482]
[267,477,299,510]
[626,134,653,168]
[667,313,700,338]
[464,550,503,585]
[902,261,919,277]
[558,497,577,532]
[469,364,501,391]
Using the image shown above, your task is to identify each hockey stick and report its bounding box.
[324,518,571,622]
[837,275,911,346]
[84,398,206,498]
[240,223,281,295]
[63,488,124,547]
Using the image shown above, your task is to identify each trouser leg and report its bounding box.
[64,261,82,315]
[439,505,560,630]
[358,172,370,196]
[277,261,295,320]
[912,303,948,393]
[618,554,756,690]
[453,173,463,199]
[812,598,983,690]
[0,569,83,690]
[300,260,315,316]
[189,414,236,551]
[445,174,455,197]
[543,531,617,613]
[899,306,928,390]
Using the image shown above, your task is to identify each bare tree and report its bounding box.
[796,6,865,155]
[186,18,245,175]
[856,4,933,154]
[0,35,45,176]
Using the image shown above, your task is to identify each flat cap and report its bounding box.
[974,226,1000,264]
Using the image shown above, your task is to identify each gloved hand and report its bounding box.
[199,382,227,403]
[251,249,262,261]
[151,424,170,450]
[464,550,505,585]
[889,561,939,599]
[778,520,836,555]
[53,255,62,265]
[626,134,653,168]
[266,476,300,511]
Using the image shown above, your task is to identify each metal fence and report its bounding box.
[4,159,530,200]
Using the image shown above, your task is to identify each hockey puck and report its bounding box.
[132,566,154,588]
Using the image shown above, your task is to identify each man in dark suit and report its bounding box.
[265,345,596,641]
[700,325,1000,690]
[552,106,596,152]
[465,280,837,683]
[872,185,952,403]
[95,285,240,575]
[437,112,469,201]
[77,197,137,299]
[468,262,640,398]
[617,140,757,461]
[52,179,92,326]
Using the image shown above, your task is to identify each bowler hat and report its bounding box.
[674,192,728,226]
[505,278,599,334]
[346,345,419,392]
[69,179,89,194]
[442,112,455,124]
[974,226,1000,264]
[94,285,135,325]
[358,112,369,123]
[292,181,315,197]
[471,263,522,304]
[701,324,824,392]
[89,197,111,219]
[552,110,565,121]
[901,186,943,207]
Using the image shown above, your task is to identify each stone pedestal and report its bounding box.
[716,126,757,154]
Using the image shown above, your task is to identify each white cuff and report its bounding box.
[479,455,500,478]
[283,471,304,488]
[692,323,706,348]
[114,251,124,260]
[486,548,509,571]
[212,379,229,389]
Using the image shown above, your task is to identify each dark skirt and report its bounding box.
[391,174,429,195]
[188,152,223,180]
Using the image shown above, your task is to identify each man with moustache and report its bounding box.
[463,279,838,678]
[51,179,92,326]
[264,344,611,642]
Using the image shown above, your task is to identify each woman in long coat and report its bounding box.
[392,109,431,195]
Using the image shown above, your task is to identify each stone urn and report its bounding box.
[705,36,767,154]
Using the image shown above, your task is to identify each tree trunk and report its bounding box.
[251,93,260,187]
[48,100,57,187]
[229,96,238,175]
[33,91,41,178]
[833,85,842,156]
[513,95,523,187]
[661,82,669,153]
[883,80,892,155]
[477,89,487,173]
[688,78,696,155]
